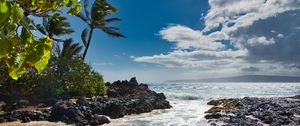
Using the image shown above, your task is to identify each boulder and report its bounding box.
[205,96,300,125]
[0,78,171,126]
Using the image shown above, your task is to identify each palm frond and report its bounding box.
[81,28,89,47]
[100,26,125,38]
[91,0,117,22]
[31,20,47,35]
[42,16,48,29]
[48,13,74,37]
[76,12,90,24]
[105,18,120,23]
[84,0,91,20]
[60,39,83,59]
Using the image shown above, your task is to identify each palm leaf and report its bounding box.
[76,12,90,24]
[91,0,117,22]
[48,13,74,37]
[100,26,125,37]
[31,20,47,35]
[81,28,89,47]
[105,18,120,22]
[60,39,83,59]
[84,0,91,20]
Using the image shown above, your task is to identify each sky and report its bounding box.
[64,0,300,83]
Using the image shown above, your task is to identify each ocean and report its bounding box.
[106,82,300,126]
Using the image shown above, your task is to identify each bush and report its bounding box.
[0,57,108,102]
[0,60,42,101]
[57,58,108,97]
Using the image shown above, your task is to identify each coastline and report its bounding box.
[205,95,300,126]
[0,78,171,125]
[1,81,300,125]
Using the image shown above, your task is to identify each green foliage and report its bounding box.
[34,13,74,40]
[60,39,83,59]
[48,39,107,96]
[0,0,81,80]
[56,58,108,96]
[0,0,112,101]
[0,62,44,101]
[0,55,108,101]
[1,27,52,80]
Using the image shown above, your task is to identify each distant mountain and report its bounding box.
[166,75,300,83]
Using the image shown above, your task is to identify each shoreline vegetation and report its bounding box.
[0,1,173,125]
[0,78,172,125]
[1,1,300,126]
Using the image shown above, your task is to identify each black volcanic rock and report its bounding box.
[0,111,50,123]
[105,77,172,118]
[205,96,300,126]
[49,100,110,125]
[0,78,171,125]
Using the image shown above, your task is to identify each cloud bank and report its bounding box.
[134,0,300,76]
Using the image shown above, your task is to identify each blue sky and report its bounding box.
[64,0,209,82]
[63,0,300,83]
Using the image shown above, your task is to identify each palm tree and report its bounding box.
[55,39,83,81]
[34,13,74,41]
[60,39,83,59]
[76,0,125,60]
[33,13,75,54]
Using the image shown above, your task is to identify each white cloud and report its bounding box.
[159,25,225,50]
[247,36,275,46]
[133,0,300,77]
[277,33,284,38]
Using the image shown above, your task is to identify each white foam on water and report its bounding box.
[106,100,211,126]
[102,83,300,126]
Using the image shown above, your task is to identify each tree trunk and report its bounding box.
[82,28,94,60]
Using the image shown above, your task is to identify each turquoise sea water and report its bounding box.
[105,83,300,126]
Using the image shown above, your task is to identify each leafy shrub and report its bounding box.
[0,61,43,101]
[57,58,108,97]
[0,57,108,102]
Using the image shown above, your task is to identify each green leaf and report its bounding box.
[25,36,52,66]
[34,50,50,73]
[20,27,33,45]
[34,36,52,73]
[11,3,23,23]
[0,38,10,58]
[8,53,27,80]
[67,0,81,15]
[0,0,83,80]
[0,0,8,14]
[0,0,10,29]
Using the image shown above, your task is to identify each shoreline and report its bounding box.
[205,95,300,126]
[0,78,172,125]
[1,81,300,125]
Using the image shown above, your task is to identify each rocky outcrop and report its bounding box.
[49,100,110,125]
[0,78,171,126]
[0,111,50,123]
[205,96,300,126]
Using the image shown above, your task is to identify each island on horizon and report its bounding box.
[166,75,300,83]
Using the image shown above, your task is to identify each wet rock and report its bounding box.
[0,111,49,123]
[205,113,222,119]
[0,78,171,125]
[129,77,139,86]
[205,96,300,125]
[0,101,6,111]
[207,99,223,106]
[4,100,30,111]
[90,115,110,125]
